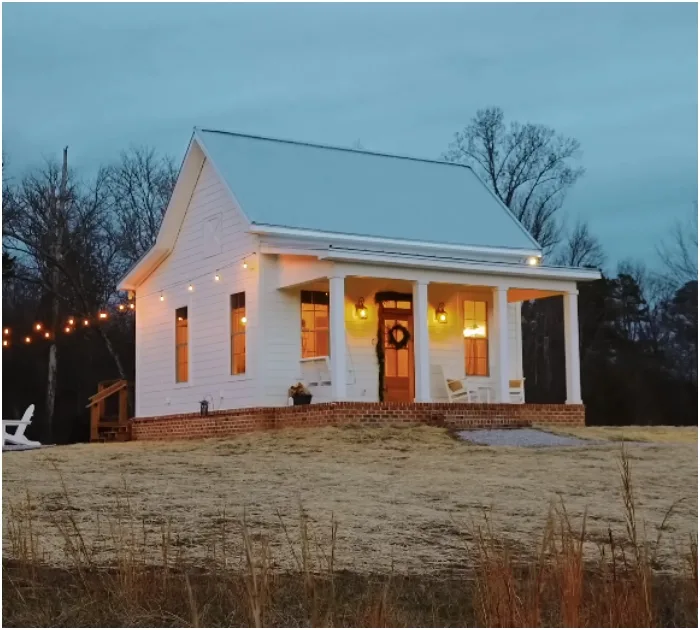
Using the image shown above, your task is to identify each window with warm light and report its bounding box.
[175,306,189,383]
[230,292,246,375]
[301,290,329,358]
[464,300,489,376]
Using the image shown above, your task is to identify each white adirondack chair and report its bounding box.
[3,404,42,449]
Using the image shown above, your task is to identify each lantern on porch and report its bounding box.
[435,302,447,324]
[200,399,209,416]
[355,297,368,319]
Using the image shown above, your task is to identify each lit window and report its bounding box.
[301,290,329,358]
[464,300,488,376]
[175,307,189,383]
[230,292,246,375]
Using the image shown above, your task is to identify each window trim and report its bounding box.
[175,306,189,384]
[463,298,490,377]
[300,290,330,359]
[230,291,246,376]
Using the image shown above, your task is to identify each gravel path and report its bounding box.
[457,428,597,447]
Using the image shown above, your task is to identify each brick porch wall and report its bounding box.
[131,402,585,441]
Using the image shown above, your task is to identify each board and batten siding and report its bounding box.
[134,159,260,417]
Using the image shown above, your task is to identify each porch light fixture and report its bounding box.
[527,256,541,266]
[355,297,368,319]
[435,303,447,324]
[463,324,487,338]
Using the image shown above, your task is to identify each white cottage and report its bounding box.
[119,129,600,419]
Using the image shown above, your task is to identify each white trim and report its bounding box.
[250,223,542,258]
[318,249,601,282]
[412,281,431,402]
[329,275,347,400]
[564,291,583,404]
[493,287,510,404]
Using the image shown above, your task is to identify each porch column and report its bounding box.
[493,287,510,403]
[563,290,582,404]
[412,280,431,402]
[329,275,347,400]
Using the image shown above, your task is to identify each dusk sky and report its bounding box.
[2,3,697,268]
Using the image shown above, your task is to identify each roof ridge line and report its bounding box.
[196,127,466,169]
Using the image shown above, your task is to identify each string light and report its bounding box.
[118,304,126,311]
[242,260,248,269]
[160,292,165,302]
[44,331,51,339]
[214,271,220,282]
[67,317,75,326]
[98,312,108,320]
[3,328,9,336]
[34,323,43,331]
[188,283,194,292]
[3,339,9,347]
[24,336,31,344]
[64,326,72,334]
[129,303,135,310]
[83,319,90,327]
[241,316,247,324]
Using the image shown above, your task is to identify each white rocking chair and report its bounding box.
[3,404,42,449]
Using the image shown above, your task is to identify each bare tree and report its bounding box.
[104,147,177,269]
[657,205,697,285]
[557,218,605,269]
[444,107,584,252]
[3,153,127,438]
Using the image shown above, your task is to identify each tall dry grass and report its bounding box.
[2,450,697,627]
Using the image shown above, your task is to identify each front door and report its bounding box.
[380,300,414,402]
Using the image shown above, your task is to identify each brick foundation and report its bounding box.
[131,402,585,441]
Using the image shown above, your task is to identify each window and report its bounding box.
[301,290,329,358]
[230,292,246,375]
[464,300,488,376]
[175,307,189,383]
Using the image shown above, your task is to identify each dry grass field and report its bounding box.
[3,425,696,574]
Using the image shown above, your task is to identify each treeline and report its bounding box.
[2,109,697,442]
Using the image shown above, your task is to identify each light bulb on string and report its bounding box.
[34,323,43,331]
[242,260,248,269]
[118,304,126,312]
[188,283,194,292]
[3,328,9,336]
[64,326,72,334]
[44,331,50,339]
[2,339,8,348]
[160,292,165,302]
[83,319,89,327]
[214,271,220,282]
[98,312,108,320]
[129,303,135,310]
[24,336,31,344]
[67,317,75,326]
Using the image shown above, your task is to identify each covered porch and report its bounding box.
[277,261,583,406]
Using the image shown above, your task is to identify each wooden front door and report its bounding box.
[380,300,414,403]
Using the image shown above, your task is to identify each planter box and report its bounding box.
[292,394,313,406]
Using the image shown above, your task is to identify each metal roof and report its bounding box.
[195,128,541,252]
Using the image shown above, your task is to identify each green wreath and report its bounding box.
[387,323,411,350]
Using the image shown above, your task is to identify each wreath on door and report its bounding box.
[387,323,411,350]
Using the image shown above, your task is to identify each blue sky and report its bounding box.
[2,3,697,267]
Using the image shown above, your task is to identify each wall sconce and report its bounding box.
[355,297,368,319]
[435,302,447,323]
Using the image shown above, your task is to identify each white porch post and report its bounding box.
[493,287,510,403]
[563,290,582,404]
[412,280,431,402]
[329,275,347,400]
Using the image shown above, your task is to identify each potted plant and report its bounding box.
[288,382,312,406]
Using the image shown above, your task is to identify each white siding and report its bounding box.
[135,160,260,417]
[256,261,524,405]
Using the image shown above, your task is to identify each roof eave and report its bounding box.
[249,223,543,260]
